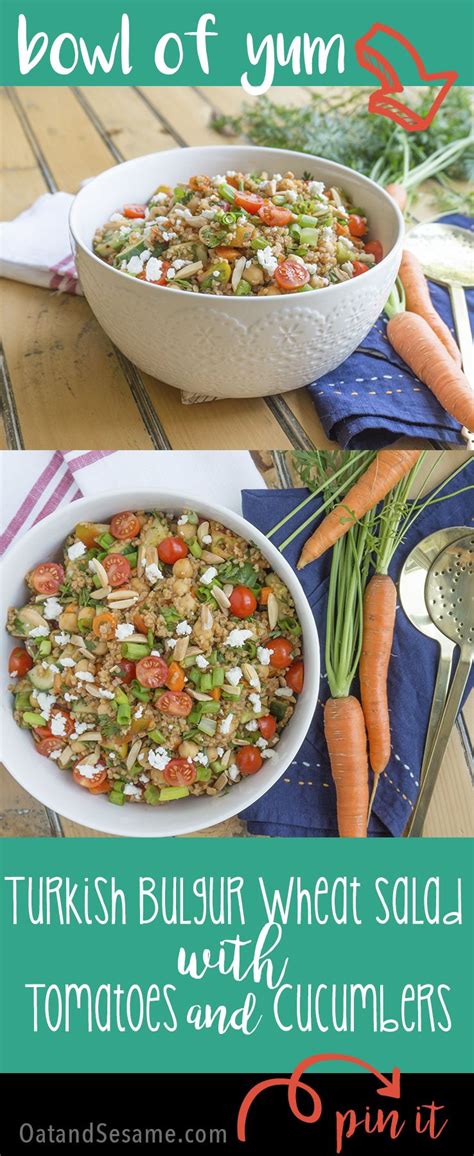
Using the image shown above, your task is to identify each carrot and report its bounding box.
[385,183,408,212]
[359,574,397,811]
[324,696,369,837]
[297,450,422,569]
[399,251,461,366]
[387,312,474,430]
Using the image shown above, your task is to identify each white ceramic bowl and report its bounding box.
[70,145,404,399]
[0,490,319,837]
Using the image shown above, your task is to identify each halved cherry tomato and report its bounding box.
[265,637,293,669]
[158,536,189,565]
[258,715,277,741]
[110,511,141,540]
[136,655,168,688]
[335,222,349,237]
[8,646,33,677]
[286,659,304,694]
[364,240,383,264]
[259,587,272,606]
[92,611,117,640]
[234,191,264,215]
[102,553,131,587]
[35,737,64,758]
[236,746,263,775]
[34,708,75,741]
[163,759,197,787]
[348,214,367,237]
[74,522,101,549]
[156,691,193,717]
[89,778,112,795]
[352,261,369,277]
[258,203,294,227]
[274,258,310,292]
[118,659,136,685]
[215,246,242,261]
[123,204,146,219]
[166,661,185,692]
[31,562,64,595]
[229,585,257,619]
[73,764,108,790]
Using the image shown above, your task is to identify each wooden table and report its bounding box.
[1,450,472,839]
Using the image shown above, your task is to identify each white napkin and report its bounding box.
[0,192,81,294]
[0,451,265,556]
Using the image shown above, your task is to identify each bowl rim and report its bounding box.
[70,143,404,306]
[0,487,320,837]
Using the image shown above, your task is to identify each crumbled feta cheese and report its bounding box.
[305,263,317,275]
[110,212,126,222]
[261,749,276,759]
[134,705,144,720]
[195,752,209,767]
[275,687,294,697]
[67,540,86,561]
[228,765,240,782]
[167,268,176,280]
[123,782,142,798]
[9,671,18,679]
[162,230,177,242]
[225,629,253,648]
[71,721,89,737]
[49,749,62,761]
[43,597,62,621]
[145,257,163,282]
[28,625,50,639]
[257,246,278,276]
[139,773,150,784]
[127,255,144,276]
[150,650,162,657]
[257,646,272,666]
[308,180,325,196]
[165,638,177,650]
[246,720,258,732]
[201,208,217,219]
[76,762,104,781]
[249,692,262,714]
[36,693,56,719]
[219,714,234,736]
[75,670,94,682]
[141,250,152,263]
[216,747,224,758]
[59,656,75,668]
[153,191,169,203]
[49,664,60,674]
[64,692,78,702]
[195,655,209,669]
[54,632,70,646]
[96,688,115,700]
[115,623,135,641]
[148,747,171,771]
[145,562,164,585]
[201,534,212,544]
[255,736,268,749]
[176,620,192,636]
[177,514,189,524]
[226,666,242,687]
[200,566,217,586]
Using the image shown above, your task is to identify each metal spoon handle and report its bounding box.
[419,644,454,782]
[449,283,474,386]
[408,654,472,837]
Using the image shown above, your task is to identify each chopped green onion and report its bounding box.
[198,716,217,736]
[121,642,150,660]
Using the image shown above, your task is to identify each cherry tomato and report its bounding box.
[236,746,263,775]
[158,536,189,565]
[123,204,146,219]
[73,764,108,790]
[31,562,64,595]
[352,261,369,277]
[348,214,367,237]
[136,655,168,688]
[156,691,193,717]
[229,585,257,619]
[34,708,75,741]
[74,522,101,549]
[286,659,304,694]
[35,737,64,758]
[265,637,293,669]
[364,240,383,264]
[102,553,131,587]
[258,715,277,741]
[234,191,264,215]
[110,512,141,540]
[92,611,117,640]
[89,778,112,795]
[8,646,33,677]
[166,661,186,692]
[118,659,136,685]
[163,759,197,787]
[274,258,310,292]
[258,203,294,227]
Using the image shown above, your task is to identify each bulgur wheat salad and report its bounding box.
[93,170,383,296]
[6,510,304,806]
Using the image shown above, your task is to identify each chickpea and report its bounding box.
[59,609,78,632]
[179,740,199,759]
[242,264,264,286]
[177,521,196,541]
[173,557,193,578]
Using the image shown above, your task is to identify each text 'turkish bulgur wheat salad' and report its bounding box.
[6,511,304,806]
[93,170,383,296]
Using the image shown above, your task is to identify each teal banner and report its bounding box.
[1,0,472,87]
[0,837,472,1074]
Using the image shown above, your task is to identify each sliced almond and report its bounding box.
[76,731,101,741]
[89,557,109,588]
[231,255,246,293]
[173,635,189,662]
[242,662,261,691]
[220,749,232,769]
[200,604,213,632]
[122,633,148,644]
[201,550,225,564]
[189,689,213,702]
[145,545,158,567]
[107,588,139,602]
[197,520,210,544]
[58,745,73,768]
[177,260,203,279]
[84,684,104,699]
[18,606,49,630]
[212,585,230,611]
[77,749,100,766]
[267,592,279,630]
[90,586,112,601]
[214,772,229,792]
[223,584,234,598]
[126,739,142,771]
[185,646,204,657]
[137,545,146,578]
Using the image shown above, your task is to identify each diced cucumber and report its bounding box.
[78,606,95,634]
[200,672,213,693]
[149,729,166,744]
[23,711,47,728]
[159,786,190,802]
[212,667,224,688]
[28,664,55,691]
[15,691,32,712]
[222,685,242,700]
[198,716,217,736]
[37,639,52,657]
[197,766,212,782]
[121,642,151,660]
[270,699,288,721]
[109,790,125,806]
[190,540,202,559]
[199,700,220,714]
[144,784,161,805]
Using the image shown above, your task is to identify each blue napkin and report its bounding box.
[239,462,474,837]
[307,214,473,449]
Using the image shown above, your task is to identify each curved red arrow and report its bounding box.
[237,1052,400,1142]
[355,23,458,132]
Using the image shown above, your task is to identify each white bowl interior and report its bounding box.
[70,144,403,290]
[1,490,319,837]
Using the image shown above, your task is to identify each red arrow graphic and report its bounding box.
[237,1052,401,1141]
[355,24,458,132]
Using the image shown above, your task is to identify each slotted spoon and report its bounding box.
[408,532,474,836]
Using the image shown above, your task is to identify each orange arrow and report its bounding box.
[291,1052,401,1099]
